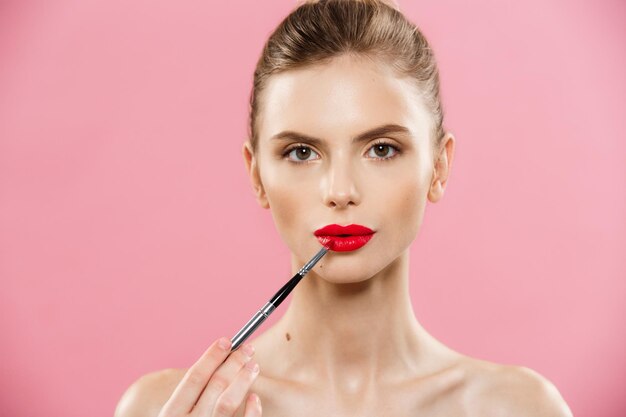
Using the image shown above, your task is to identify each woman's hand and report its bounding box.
[158,337,262,417]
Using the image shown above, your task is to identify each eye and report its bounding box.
[366,141,399,160]
[284,145,320,163]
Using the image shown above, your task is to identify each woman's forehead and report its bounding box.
[257,56,432,145]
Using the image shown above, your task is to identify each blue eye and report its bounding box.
[366,142,399,160]
[285,145,320,162]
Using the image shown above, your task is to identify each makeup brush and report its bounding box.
[230,239,332,351]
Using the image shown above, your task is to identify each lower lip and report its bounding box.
[316,234,374,252]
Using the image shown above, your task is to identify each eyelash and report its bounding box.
[282,140,401,164]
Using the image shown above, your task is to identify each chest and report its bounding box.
[258,397,472,417]
[243,372,477,417]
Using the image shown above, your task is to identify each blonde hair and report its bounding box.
[248,0,445,153]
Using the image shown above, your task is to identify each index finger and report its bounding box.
[159,337,232,416]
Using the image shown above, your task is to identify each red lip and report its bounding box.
[314,224,374,236]
[314,224,375,252]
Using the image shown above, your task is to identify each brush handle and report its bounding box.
[229,246,328,351]
[228,271,302,351]
[230,301,276,351]
[268,246,328,307]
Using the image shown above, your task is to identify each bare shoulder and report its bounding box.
[114,368,188,417]
[466,360,573,417]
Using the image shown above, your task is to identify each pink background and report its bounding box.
[1,0,624,416]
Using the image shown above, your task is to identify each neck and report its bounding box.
[268,249,444,392]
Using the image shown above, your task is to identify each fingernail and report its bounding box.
[251,393,262,409]
[242,343,255,357]
[218,337,231,351]
[246,360,260,374]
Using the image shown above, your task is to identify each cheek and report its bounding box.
[400,182,427,235]
[378,171,427,242]
[260,164,310,240]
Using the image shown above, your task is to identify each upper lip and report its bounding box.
[314,224,374,236]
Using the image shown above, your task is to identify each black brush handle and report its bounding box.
[229,246,329,351]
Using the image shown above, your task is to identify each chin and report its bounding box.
[312,258,387,285]
[314,273,374,285]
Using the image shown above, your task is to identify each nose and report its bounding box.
[321,158,361,209]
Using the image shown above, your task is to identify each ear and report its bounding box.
[242,140,270,209]
[428,132,455,203]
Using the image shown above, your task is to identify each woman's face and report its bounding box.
[243,54,452,283]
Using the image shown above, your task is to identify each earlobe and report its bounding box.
[252,184,270,209]
[242,141,270,209]
[428,132,455,203]
[428,174,444,203]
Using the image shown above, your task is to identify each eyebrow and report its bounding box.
[269,123,412,146]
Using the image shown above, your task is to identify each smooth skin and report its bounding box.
[115,54,573,417]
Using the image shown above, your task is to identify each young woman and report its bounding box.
[116,1,573,416]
